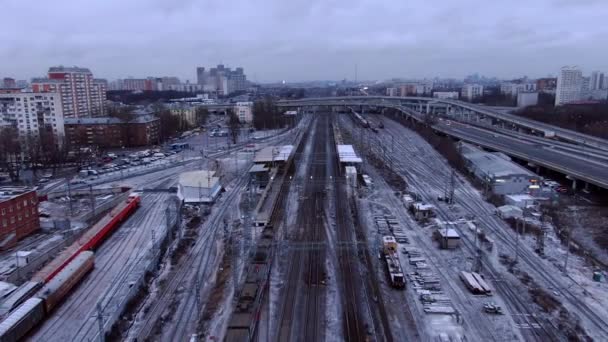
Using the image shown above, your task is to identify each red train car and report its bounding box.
[32,194,140,283]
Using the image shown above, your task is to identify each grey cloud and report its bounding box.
[0,0,607,82]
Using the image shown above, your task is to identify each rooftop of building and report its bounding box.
[254,146,294,163]
[437,228,460,238]
[178,170,220,188]
[48,66,92,73]
[65,110,158,125]
[0,187,35,202]
[460,143,536,178]
[337,145,362,164]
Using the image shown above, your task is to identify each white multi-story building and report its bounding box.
[0,92,65,146]
[433,91,459,100]
[461,84,484,101]
[500,82,537,96]
[31,66,106,118]
[517,92,539,107]
[386,87,398,96]
[555,66,583,105]
[234,102,253,123]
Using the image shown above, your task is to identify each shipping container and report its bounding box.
[37,251,94,313]
[0,297,45,342]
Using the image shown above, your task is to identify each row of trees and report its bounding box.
[516,101,608,139]
[252,96,285,130]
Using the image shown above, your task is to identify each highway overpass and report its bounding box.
[278,96,608,190]
[278,96,608,152]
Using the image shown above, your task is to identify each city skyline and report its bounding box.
[1,0,608,82]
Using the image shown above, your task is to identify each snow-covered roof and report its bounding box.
[413,203,435,211]
[497,205,523,214]
[249,164,269,173]
[337,145,362,163]
[178,170,219,188]
[437,228,460,239]
[253,146,294,163]
[460,143,536,179]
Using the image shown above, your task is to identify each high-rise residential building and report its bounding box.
[196,67,207,86]
[197,65,248,95]
[461,84,484,101]
[555,67,583,105]
[31,66,107,118]
[2,78,16,89]
[0,92,65,146]
[590,71,605,90]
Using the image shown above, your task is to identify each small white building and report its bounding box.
[461,84,484,101]
[504,194,536,209]
[345,166,357,187]
[437,228,460,249]
[433,91,459,100]
[177,170,222,203]
[234,101,253,123]
[496,205,523,219]
[517,92,539,107]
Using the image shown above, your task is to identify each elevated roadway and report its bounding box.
[278,97,608,190]
[278,96,608,152]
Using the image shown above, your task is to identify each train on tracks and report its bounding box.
[381,236,406,289]
[352,111,370,128]
[0,193,140,341]
[224,225,275,342]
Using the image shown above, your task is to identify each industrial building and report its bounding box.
[459,143,539,195]
[0,187,40,249]
[177,171,222,204]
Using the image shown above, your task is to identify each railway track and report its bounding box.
[382,114,608,338]
[364,114,572,341]
[276,116,326,342]
[329,115,367,341]
[133,173,250,341]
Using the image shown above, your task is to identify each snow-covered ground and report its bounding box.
[341,113,608,341]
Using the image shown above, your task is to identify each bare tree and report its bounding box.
[0,127,22,181]
[195,107,210,126]
[226,108,241,144]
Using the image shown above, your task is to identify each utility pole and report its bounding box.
[151,228,157,254]
[195,270,202,321]
[89,185,96,218]
[96,303,105,342]
[66,178,73,216]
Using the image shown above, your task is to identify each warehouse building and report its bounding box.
[459,143,539,195]
[177,171,222,203]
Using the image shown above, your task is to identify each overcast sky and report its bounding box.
[1,0,607,83]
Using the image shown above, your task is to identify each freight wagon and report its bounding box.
[381,236,405,289]
[32,193,139,283]
[0,252,95,342]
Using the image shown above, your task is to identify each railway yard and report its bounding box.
[0,108,607,342]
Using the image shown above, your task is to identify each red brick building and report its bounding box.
[0,187,40,249]
[64,110,160,148]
